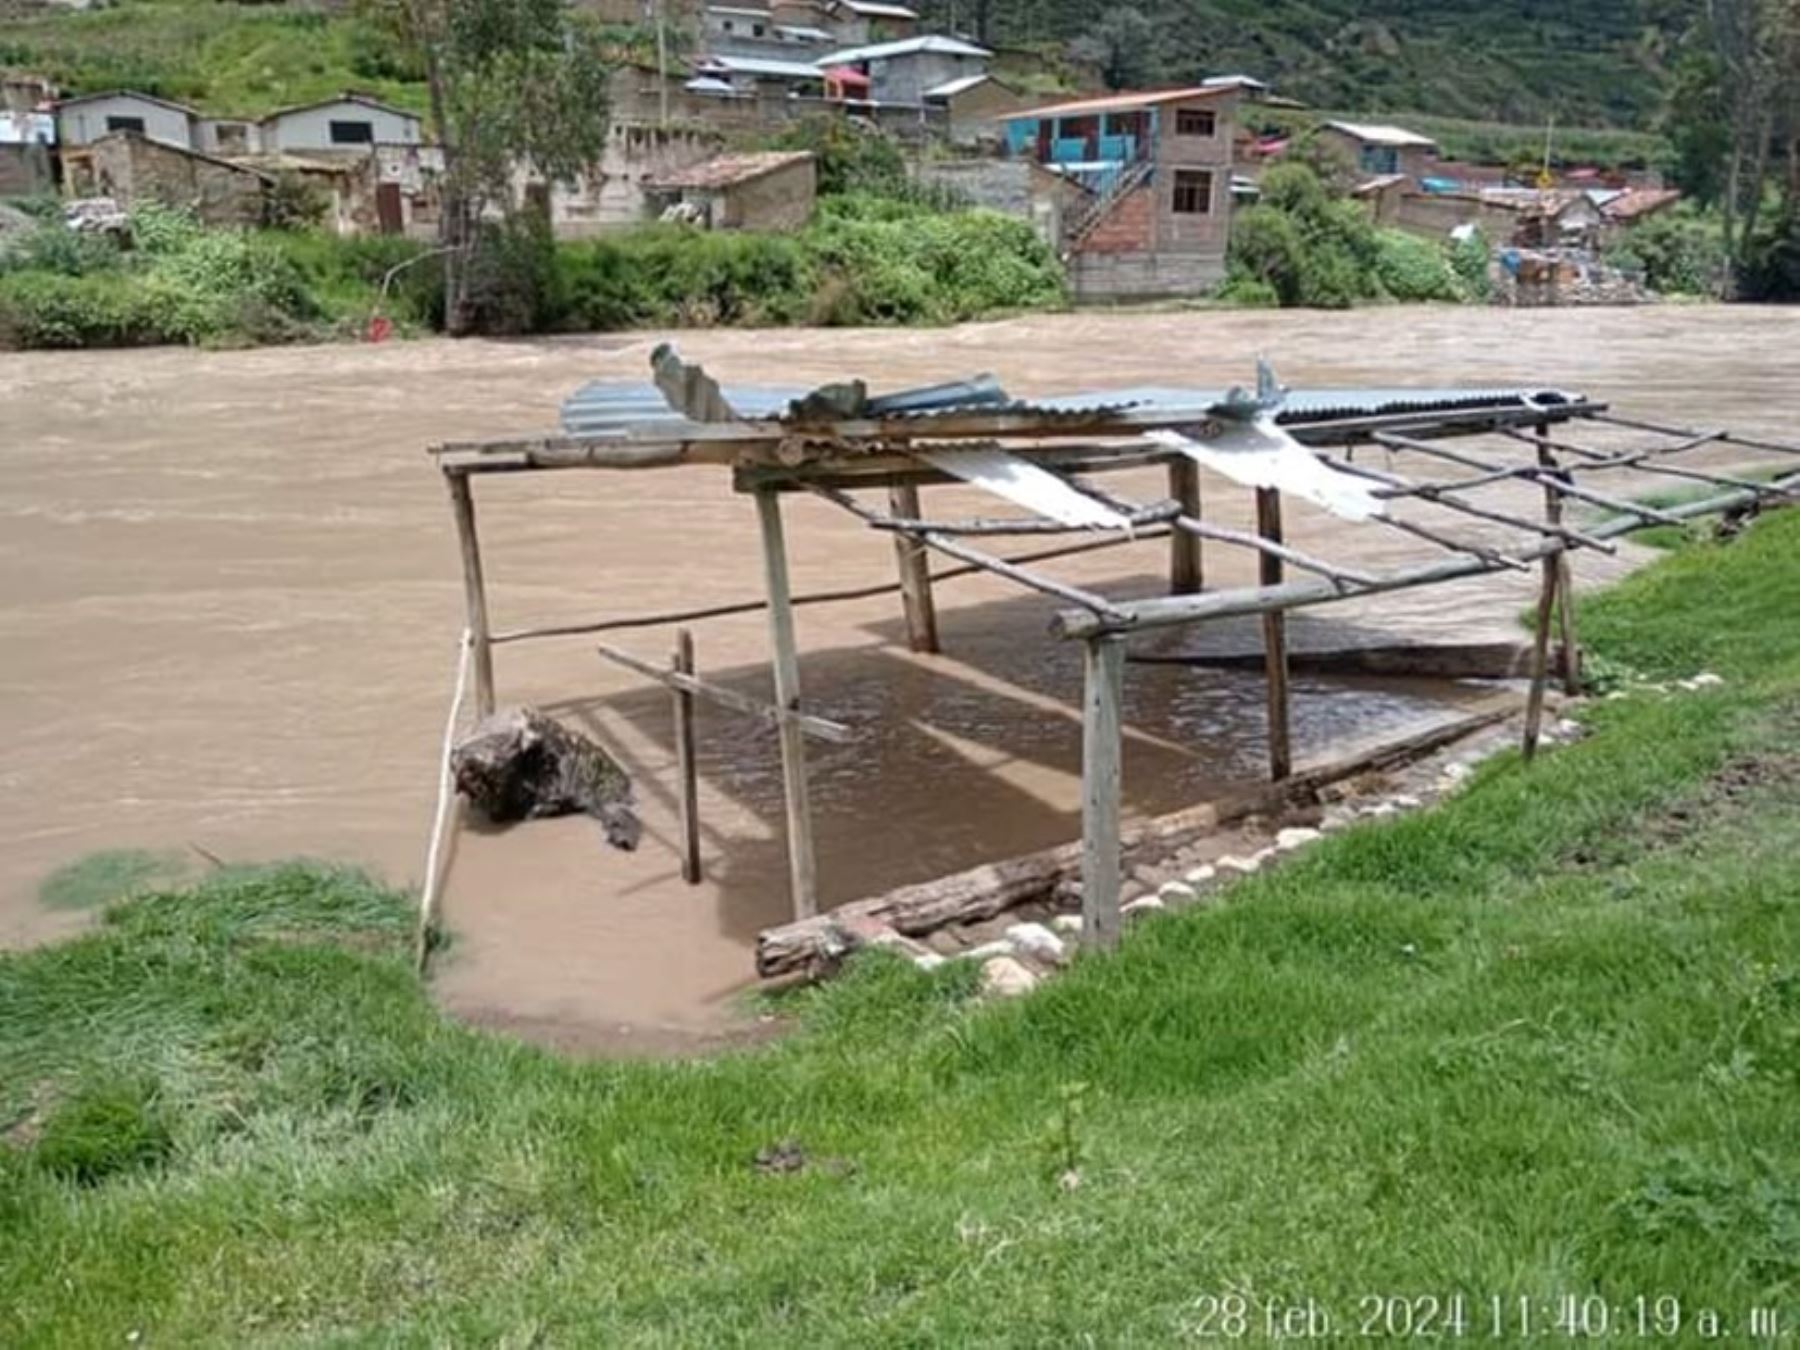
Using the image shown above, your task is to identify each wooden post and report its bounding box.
[1168,458,1203,594]
[1080,634,1125,949]
[445,469,495,717]
[1536,424,1581,694]
[887,483,940,653]
[671,627,701,885]
[754,487,818,920]
[1256,488,1292,781]
[1521,549,1561,761]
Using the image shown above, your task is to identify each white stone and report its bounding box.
[1319,809,1353,832]
[912,952,946,972]
[963,939,1015,962]
[1156,880,1198,905]
[1691,671,1725,688]
[980,955,1038,998]
[1217,853,1263,875]
[1005,921,1067,965]
[1390,794,1422,810]
[1050,913,1084,935]
[1442,762,1471,783]
[1275,826,1322,851]
[1184,863,1217,884]
[1363,802,1399,819]
[1554,718,1582,737]
[1122,895,1166,918]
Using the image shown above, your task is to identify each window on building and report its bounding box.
[1172,168,1213,214]
[330,120,376,145]
[1175,107,1216,137]
[106,115,147,134]
[753,22,765,34]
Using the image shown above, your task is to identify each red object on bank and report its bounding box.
[367,314,394,344]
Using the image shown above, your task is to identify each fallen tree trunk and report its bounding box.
[452,706,641,851]
[755,699,1519,978]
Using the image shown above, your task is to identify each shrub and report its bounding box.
[1606,207,1727,297]
[1373,229,1463,302]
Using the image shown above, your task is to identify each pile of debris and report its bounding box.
[1495,249,1658,307]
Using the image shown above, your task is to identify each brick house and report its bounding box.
[1000,85,1239,300]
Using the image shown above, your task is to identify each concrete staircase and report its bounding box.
[1064,157,1154,254]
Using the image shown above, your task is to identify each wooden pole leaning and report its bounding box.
[1536,423,1582,695]
[445,469,496,717]
[754,486,819,920]
[671,628,702,885]
[887,483,940,653]
[1256,488,1293,781]
[1080,634,1125,949]
[1168,458,1203,594]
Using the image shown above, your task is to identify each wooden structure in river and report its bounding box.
[426,350,1800,959]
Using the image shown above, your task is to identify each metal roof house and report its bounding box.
[815,34,990,104]
[1319,120,1440,177]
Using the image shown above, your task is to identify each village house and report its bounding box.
[256,94,423,154]
[923,73,1024,144]
[59,131,271,226]
[643,149,817,230]
[1318,119,1440,179]
[815,34,989,105]
[54,89,197,150]
[1000,84,1240,300]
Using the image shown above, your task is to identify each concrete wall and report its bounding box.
[263,101,420,152]
[1069,248,1226,300]
[912,158,1078,247]
[65,134,266,227]
[58,95,193,149]
[195,119,258,156]
[544,122,725,237]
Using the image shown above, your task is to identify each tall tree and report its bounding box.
[365,0,611,334]
[1704,0,1800,267]
[1068,7,1158,91]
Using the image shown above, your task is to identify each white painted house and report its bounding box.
[257,94,422,153]
[55,90,198,150]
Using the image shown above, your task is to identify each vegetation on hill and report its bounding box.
[4,503,1798,1342]
[949,0,1696,129]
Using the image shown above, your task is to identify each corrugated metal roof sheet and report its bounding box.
[559,378,1583,438]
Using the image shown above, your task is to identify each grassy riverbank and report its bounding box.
[3,510,1798,1345]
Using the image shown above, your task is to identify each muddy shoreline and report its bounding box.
[3,305,1795,1053]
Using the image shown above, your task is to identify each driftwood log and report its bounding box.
[755,699,1520,978]
[1131,641,1566,681]
[451,707,641,850]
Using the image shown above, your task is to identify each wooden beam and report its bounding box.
[1256,488,1292,782]
[755,486,818,921]
[1168,458,1203,594]
[445,470,496,717]
[594,642,853,743]
[1521,544,1562,762]
[1537,426,1582,696]
[1081,635,1125,949]
[887,483,940,653]
[1050,466,1800,639]
[671,628,701,885]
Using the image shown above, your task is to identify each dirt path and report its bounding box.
[3,305,1795,1051]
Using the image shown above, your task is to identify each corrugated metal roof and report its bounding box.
[1002,85,1230,122]
[1324,120,1438,148]
[817,35,990,65]
[560,378,1582,438]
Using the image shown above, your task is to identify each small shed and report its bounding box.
[644,150,817,231]
[0,110,56,196]
[923,73,1024,144]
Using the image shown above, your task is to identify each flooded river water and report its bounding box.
[3,305,1795,1051]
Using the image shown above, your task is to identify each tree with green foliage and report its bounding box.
[1067,6,1157,91]
[360,0,611,334]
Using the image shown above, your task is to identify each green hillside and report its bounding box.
[956,0,1694,128]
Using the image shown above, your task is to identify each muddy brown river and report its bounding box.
[3,305,1795,1052]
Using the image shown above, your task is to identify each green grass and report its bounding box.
[3,513,1799,1345]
